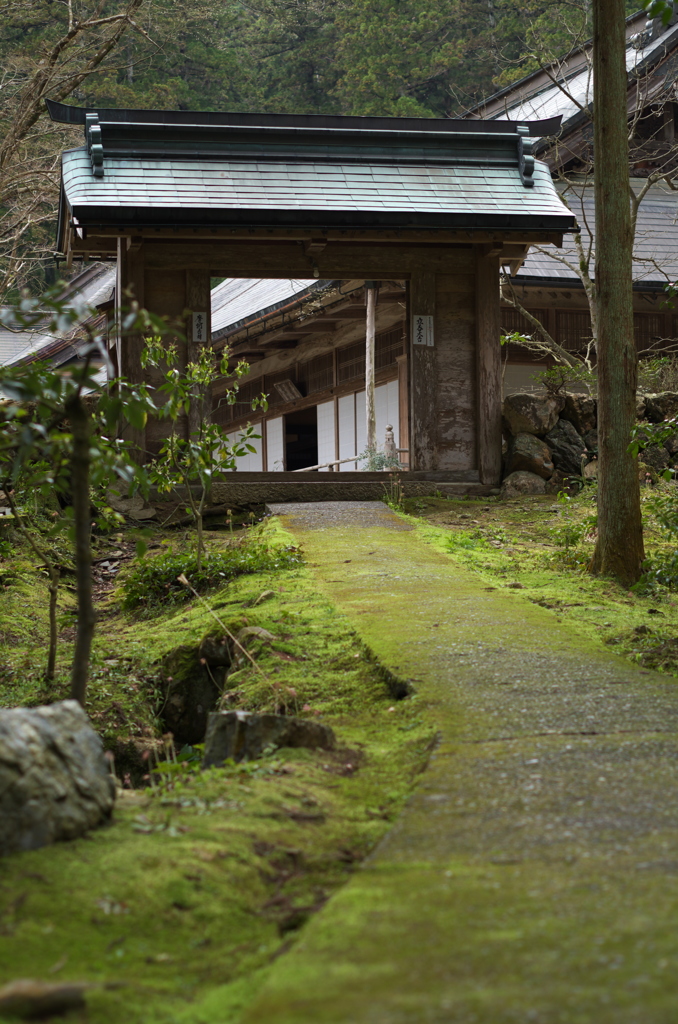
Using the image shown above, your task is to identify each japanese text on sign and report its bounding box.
[192,312,208,343]
[412,314,434,347]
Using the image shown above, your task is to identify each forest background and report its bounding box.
[1,0,640,299]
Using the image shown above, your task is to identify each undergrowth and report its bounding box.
[120,537,303,609]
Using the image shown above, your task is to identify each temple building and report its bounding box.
[50,100,574,495]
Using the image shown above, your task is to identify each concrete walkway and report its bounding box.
[245,503,678,1024]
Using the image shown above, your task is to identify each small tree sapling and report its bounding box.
[142,335,266,570]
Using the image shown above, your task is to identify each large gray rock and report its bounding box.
[499,471,546,499]
[544,418,586,477]
[503,393,565,437]
[505,432,554,480]
[203,711,336,767]
[0,701,115,856]
[561,393,597,436]
[645,392,678,424]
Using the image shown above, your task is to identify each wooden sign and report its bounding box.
[192,311,208,343]
[412,314,434,347]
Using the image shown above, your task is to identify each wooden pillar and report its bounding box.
[408,267,437,471]
[116,237,146,460]
[365,282,377,451]
[396,353,409,469]
[186,270,212,435]
[476,252,502,486]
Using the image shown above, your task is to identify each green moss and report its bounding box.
[0,525,432,1023]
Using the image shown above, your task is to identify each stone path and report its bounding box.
[246,503,678,1024]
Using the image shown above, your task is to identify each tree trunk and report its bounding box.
[46,568,60,683]
[590,0,644,586]
[66,394,95,704]
[365,283,377,451]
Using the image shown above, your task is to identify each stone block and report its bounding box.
[203,711,336,766]
[500,471,546,499]
[505,432,554,480]
[502,393,565,437]
[544,418,586,476]
[561,393,597,435]
[0,701,115,856]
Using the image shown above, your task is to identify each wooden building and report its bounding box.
[467,8,678,392]
[50,100,574,492]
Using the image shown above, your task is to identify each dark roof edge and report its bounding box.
[512,273,668,291]
[46,99,561,138]
[212,279,338,343]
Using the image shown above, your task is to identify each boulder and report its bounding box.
[640,443,671,474]
[545,470,572,495]
[561,393,597,436]
[505,433,554,480]
[499,471,546,499]
[583,428,598,453]
[583,459,598,480]
[159,631,232,745]
[203,711,336,766]
[636,395,648,421]
[0,701,115,856]
[502,393,565,437]
[645,392,678,424]
[544,418,586,477]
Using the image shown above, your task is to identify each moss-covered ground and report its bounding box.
[401,485,678,679]
[238,501,678,1024]
[4,491,678,1022]
[0,522,432,1023]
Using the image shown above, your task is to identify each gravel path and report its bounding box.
[245,509,678,1024]
[266,500,414,531]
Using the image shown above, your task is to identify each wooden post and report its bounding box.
[396,353,409,469]
[476,251,502,486]
[116,237,146,460]
[365,281,378,451]
[186,270,212,436]
[409,267,436,471]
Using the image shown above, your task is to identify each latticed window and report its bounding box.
[337,342,365,383]
[556,310,593,352]
[500,307,548,338]
[299,353,334,394]
[375,327,404,370]
[231,378,264,420]
[634,313,664,353]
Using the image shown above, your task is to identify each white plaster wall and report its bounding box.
[355,390,367,463]
[266,417,285,471]
[317,400,336,471]
[374,380,400,449]
[227,428,263,471]
[338,393,357,471]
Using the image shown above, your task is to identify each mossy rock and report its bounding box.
[158,631,232,744]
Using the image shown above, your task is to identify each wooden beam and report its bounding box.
[409,267,437,471]
[476,252,502,487]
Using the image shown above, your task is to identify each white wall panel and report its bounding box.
[338,393,356,472]
[355,390,367,465]
[317,401,336,471]
[228,427,263,471]
[265,417,285,471]
[374,380,400,450]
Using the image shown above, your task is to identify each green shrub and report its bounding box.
[120,542,303,609]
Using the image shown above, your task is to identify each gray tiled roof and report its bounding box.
[211,277,325,339]
[61,151,572,229]
[517,182,678,285]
